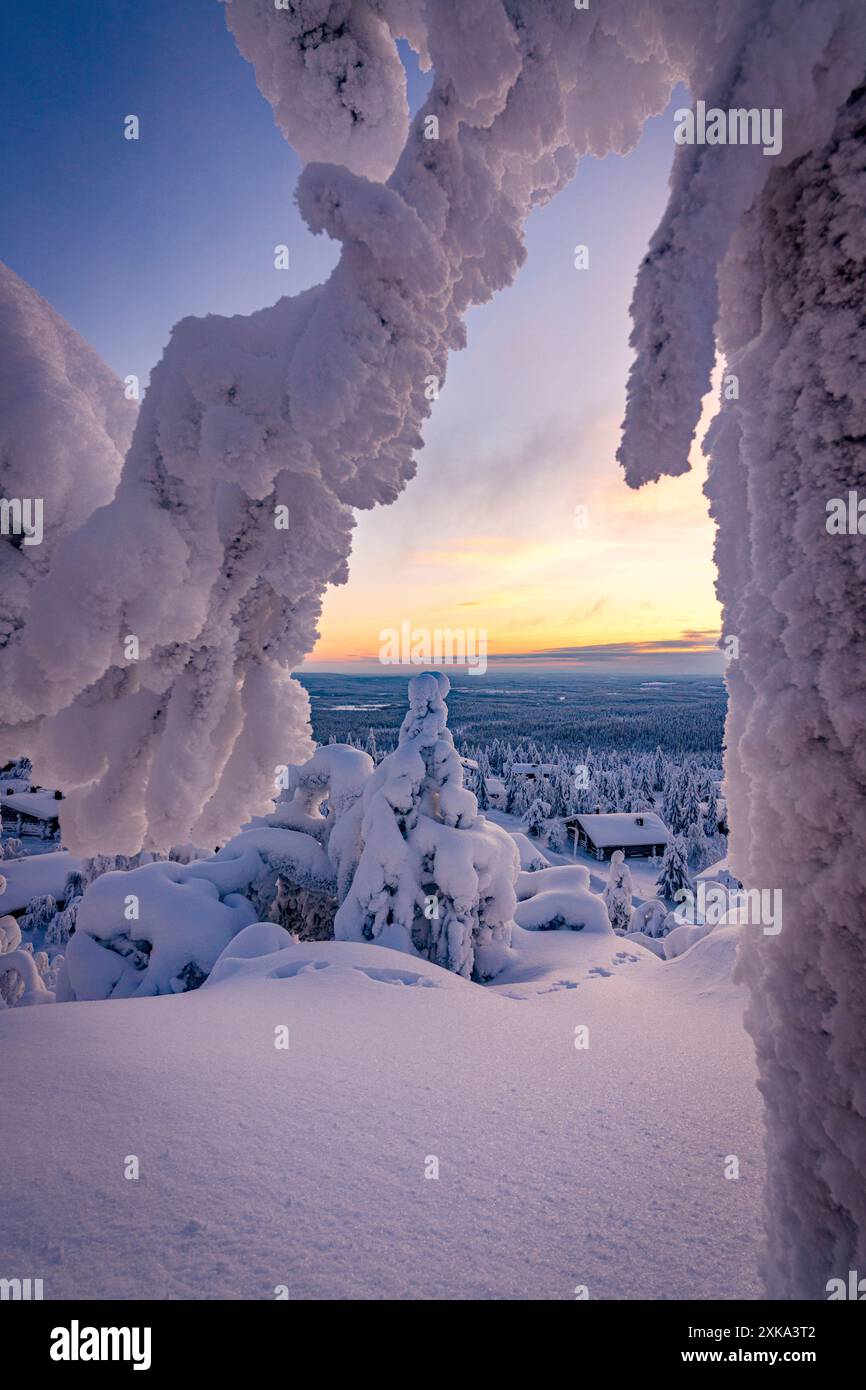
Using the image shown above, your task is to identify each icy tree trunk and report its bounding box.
[706,85,866,1299]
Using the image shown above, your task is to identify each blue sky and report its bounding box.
[3,1,722,674]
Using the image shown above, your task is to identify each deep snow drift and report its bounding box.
[0,923,762,1300]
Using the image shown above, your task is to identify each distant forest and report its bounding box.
[299,673,727,757]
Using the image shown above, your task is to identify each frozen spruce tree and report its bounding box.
[334,673,518,980]
[603,849,633,932]
[703,784,720,839]
[656,836,692,904]
[20,894,58,936]
[525,796,551,839]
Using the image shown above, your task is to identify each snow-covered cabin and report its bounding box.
[511,763,557,784]
[1,788,63,839]
[565,810,669,861]
[483,775,507,808]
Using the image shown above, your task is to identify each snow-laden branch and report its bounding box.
[0,262,136,734]
[618,0,866,486]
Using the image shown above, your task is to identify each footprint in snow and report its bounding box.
[354,966,440,988]
[267,959,331,979]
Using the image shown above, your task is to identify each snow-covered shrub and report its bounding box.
[603,850,633,932]
[545,819,569,855]
[266,873,333,942]
[0,913,22,1005]
[628,898,669,938]
[61,827,334,1000]
[3,839,22,859]
[335,673,517,980]
[270,745,372,845]
[0,917,54,1008]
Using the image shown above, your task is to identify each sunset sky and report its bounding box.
[308,74,723,674]
[3,0,722,674]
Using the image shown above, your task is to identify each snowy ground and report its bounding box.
[0,924,764,1300]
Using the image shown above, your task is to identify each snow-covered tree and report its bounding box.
[679,773,702,836]
[603,850,633,932]
[266,873,332,942]
[474,750,491,811]
[655,837,691,904]
[335,673,517,980]
[64,870,85,901]
[651,745,667,791]
[546,819,569,855]
[20,894,58,936]
[45,896,81,948]
[685,820,710,870]
[525,796,551,839]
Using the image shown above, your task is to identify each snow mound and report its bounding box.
[621,930,666,960]
[663,922,713,960]
[63,827,334,1000]
[0,850,81,915]
[665,924,744,996]
[509,832,551,872]
[516,864,590,899]
[205,932,472,993]
[514,887,611,935]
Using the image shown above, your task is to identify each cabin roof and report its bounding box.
[2,791,62,820]
[567,811,669,847]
